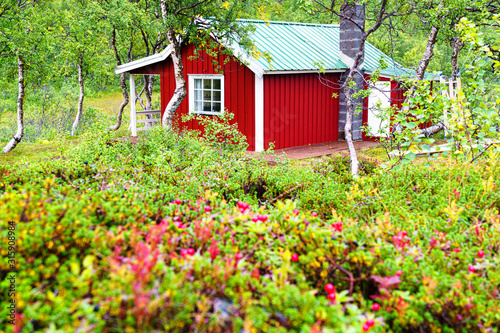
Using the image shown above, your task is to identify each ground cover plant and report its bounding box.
[0,127,499,333]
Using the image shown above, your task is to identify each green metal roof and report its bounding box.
[240,20,346,71]
[240,20,430,79]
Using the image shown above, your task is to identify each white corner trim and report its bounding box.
[188,74,225,115]
[255,74,264,152]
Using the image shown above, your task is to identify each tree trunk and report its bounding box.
[71,62,84,135]
[146,75,154,110]
[144,75,154,128]
[451,37,462,78]
[160,1,187,128]
[344,86,360,177]
[109,28,129,131]
[3,56,25,153]
[415,26,440,81]
[421,121,445,137]
[393,26,440,135]
[109,72,129,131]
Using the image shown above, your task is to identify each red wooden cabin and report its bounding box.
[115,20,436,152]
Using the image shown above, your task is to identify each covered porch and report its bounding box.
[115,48,171,136]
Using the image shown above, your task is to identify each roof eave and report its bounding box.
[114,46,172,74]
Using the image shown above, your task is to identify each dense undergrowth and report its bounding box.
[0,127,499,332]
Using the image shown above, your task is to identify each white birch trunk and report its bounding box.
[143,75,154,128]
[160,1,187,128]
[3,56,25,153]
[71,62,84,135]
[344,88,360,178]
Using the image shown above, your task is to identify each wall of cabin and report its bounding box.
[263,73,340,150]
[158,44,256,151]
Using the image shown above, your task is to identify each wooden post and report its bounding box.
[130,74,137,137]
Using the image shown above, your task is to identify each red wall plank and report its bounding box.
[159,44,256,151]
[263,73,340,150]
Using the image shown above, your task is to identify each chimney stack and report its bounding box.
[338,1,365,141]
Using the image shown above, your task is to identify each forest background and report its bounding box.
[1,0,498,151]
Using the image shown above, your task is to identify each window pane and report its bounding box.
[194,89,202,102]
[203,90,212,101]
[203,79,212,89]
[203,102,212,112]
[213,90,221,102]
[213,79,221,90]
[194,79,202,89]
[194,101,202,112]
[213,102,221,112]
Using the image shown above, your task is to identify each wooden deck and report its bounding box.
[248,141,378,160]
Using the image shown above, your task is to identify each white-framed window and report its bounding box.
[188,74,225,115]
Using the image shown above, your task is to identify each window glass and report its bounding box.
[203,90,212,101]
[203,79,212,89]
[213,91,221,101]
[191,77,223,114]
[194,89,202,102]
[203,102,212,112]
[194,101,203,112]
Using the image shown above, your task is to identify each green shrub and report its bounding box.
[0,130,499,332]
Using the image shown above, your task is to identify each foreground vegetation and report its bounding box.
[0,128,499,332]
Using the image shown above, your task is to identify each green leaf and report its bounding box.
[406,122,416,129]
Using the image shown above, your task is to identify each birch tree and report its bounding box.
[313,0,408,177]
[158,0,259,128]
[59,0,110,136]
[390,0,496,137]
[0,0,48,153]
[97,0,167,131]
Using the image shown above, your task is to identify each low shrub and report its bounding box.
[0,130,499,332]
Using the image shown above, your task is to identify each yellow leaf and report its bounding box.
[70,261,80,275]
[47,291,55,302]
[83,255,95,268]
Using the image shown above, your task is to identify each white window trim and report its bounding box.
[188,74,225,116]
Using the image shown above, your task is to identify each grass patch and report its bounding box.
[0,138,80,165]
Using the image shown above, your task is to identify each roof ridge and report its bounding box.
[237,19,339,28]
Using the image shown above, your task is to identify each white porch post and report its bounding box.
[130,74,137,137]
[255,74,264,152]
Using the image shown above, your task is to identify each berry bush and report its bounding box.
[0,128,499,332]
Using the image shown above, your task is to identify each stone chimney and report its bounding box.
[338,1,365,140]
